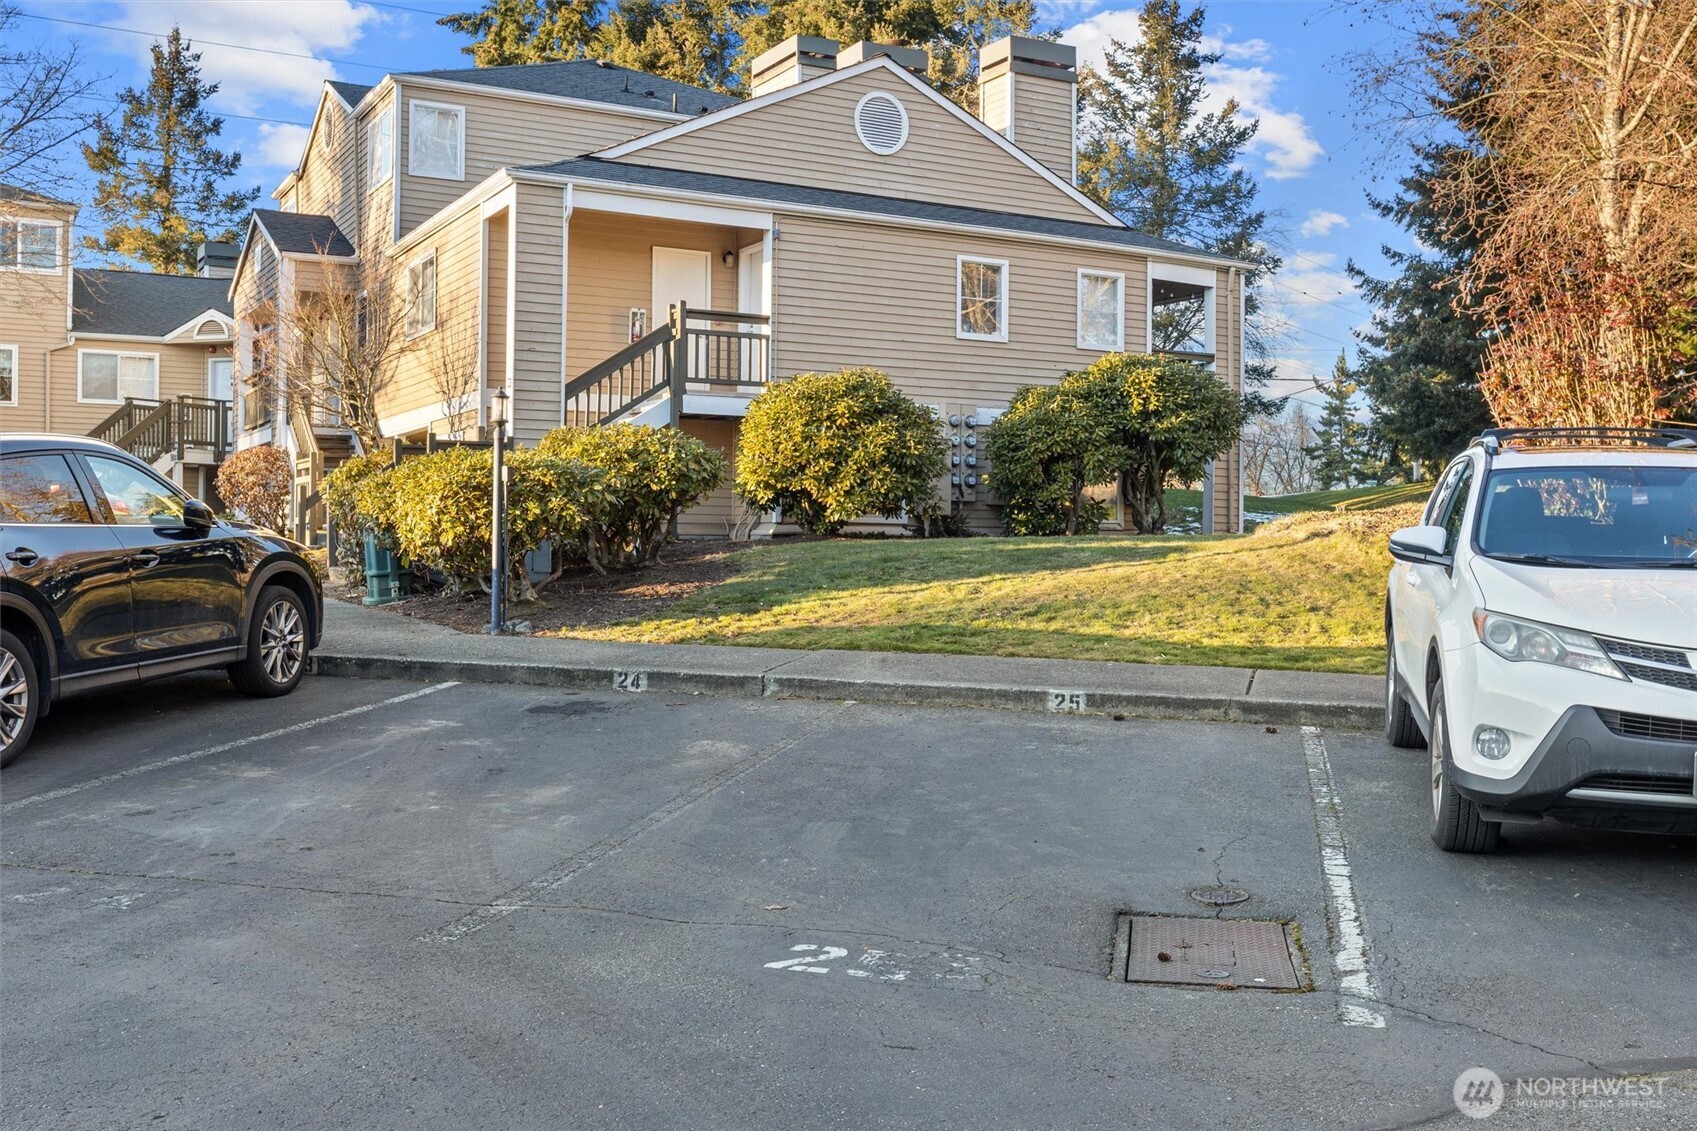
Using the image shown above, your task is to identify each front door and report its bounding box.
[208,356,234,400]
[653,247,711,384]
[737,243,769,385]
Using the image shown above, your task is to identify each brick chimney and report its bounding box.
[977,36,1078,182]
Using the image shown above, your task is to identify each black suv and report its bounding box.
[1,435,323,765]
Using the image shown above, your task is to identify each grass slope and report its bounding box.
[572,504,1424,673]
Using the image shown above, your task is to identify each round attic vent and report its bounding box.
[854,91,909,155]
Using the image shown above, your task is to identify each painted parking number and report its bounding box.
[764,944,849,974]
[1047,690,1086,713]
[614,671,648,693]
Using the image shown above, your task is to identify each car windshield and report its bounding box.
[1477,464,1697,566]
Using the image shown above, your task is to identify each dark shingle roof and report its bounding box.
[252,209,356,257]
[403,60,737,116]
[0,183,74,208]
[514,158,1232,262]
[72,268,232,337]
[327,80,372,107]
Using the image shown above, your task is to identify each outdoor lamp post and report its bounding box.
[488,388,510,635]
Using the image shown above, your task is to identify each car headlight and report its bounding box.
[1471,610,1626,680]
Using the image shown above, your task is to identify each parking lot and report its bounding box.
[3,675,1694,1129]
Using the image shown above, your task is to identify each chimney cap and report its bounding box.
[980,35,1077,82]
[837,41,929,75]
[751,35,840,81]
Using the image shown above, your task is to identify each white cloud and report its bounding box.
[109,1,382,113]
[1300,209,1350,238]
[1062,10,1323,180]
[1269,251,1359,309]
[257,122,312,169]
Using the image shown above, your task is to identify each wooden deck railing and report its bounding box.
[93,395,231,465]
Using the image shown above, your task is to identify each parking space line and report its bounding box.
[1300,724,1387,1029]
[0,682,460,814]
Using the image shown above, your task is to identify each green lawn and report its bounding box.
[570,504,1424,674]
[1166,480,1435,529]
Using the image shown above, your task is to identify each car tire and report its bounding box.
[1428,681,1501,853]
[1384,628,1425,749]
[0,629,42,768]
[229,585,310,698]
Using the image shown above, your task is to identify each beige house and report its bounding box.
[0,186,238,502]
[234,36,1248,537]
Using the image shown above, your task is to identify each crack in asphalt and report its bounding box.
[1335,985,1611,1072]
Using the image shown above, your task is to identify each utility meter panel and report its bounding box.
[937,402,987,503]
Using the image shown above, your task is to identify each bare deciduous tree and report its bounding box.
[1241,403,1318,496]
[0,4,106,199]
[425,318,481,440]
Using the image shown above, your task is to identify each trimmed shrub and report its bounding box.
[214,444,291,533]
[735,368,948,535]
[538,424,728,572]
[983,385,1108,536]
[321,451,394,538]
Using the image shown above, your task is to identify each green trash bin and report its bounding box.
[361,533,410,606]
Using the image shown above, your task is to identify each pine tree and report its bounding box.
[1075,0,1282,409]
[80,27,255,275]
[1304,353,1367,490]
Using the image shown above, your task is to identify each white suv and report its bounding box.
[1385,427,1697,852]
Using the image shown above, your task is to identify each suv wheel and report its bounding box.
[1428,680,1500,853]
[229,586,309,698]
[0,629,41,768]
[1384,626,1425,749]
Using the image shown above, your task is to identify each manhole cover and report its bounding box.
[1112,914,1306,990]
[1189,886,1250,906]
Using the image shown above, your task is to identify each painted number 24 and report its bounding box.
[764,944,849,974]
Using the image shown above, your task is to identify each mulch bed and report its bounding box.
[333,539,746,635]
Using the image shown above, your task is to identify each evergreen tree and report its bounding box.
[1075,0,1282,410]
[80,27,255,275]
[1303,352,1368,489]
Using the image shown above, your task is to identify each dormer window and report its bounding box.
[409,100,465,180]
[0,218,61,273]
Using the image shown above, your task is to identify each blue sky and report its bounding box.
[12,0,1407,410]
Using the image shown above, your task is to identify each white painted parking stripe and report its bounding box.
[0,682,460,813]
[1300,724,1386,1029]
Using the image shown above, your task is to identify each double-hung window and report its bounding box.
[0,344,17,406]
[0,218,61,272]
[78,350,158,404]
[1077,270,1124,351]
[366,106,394,188]
[406,251,437,339]
[956,255,1008,342]
[409,100,465,180]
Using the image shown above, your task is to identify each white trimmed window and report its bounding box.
[956,256,1008,342]
[406,251,437,339]
[0,344,17,406]
[78,350,158,404]
[409,100,465,180]
[0,218,61,272]
[1077,270,1124,351]
[366,105,394,188]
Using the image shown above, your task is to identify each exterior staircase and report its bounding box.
[563,303,771,428]
[88,396,233,501]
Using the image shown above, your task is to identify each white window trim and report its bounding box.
[955,255,1009,343]
[853,91,909,156]
[408,98,466,181]
[77,348,159,405]
[1,217,63,274]
[366,105,394,190]
[0,343,18,406]
[405,249,438,340]
[1076,268,1125,352]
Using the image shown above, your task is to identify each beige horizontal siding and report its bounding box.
[616,69,1102,225]
[676,417,741,537]
[1009,75,1075,184]
[0,254,72,434]
[294,91,362,246]
[510,182,566,441]
[397,83,664,238]
[41,338,232,438]
[376,195,488,428]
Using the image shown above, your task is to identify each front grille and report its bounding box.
[1596,709,1697,743]
[1576,772,1696,796]
[1619,662,1697,692]
[1599,638,1692,668]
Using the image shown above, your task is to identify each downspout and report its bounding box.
[47,338,79,432]
[559,182,573,427]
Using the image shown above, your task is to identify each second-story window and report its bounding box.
[406,251,437,339]
[1077,270,1124,351]
[1,218,61,272]
[409,100,464,180]
[366,106,394,189]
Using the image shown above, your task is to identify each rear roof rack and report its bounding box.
[1474,426,1697,455]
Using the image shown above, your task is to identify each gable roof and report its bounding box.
[327,80,372,108]
[517,157,1236,264]
[400,60,738,117]
[72,268,232,337]
[596,57,1122,228]
[252,209,356,257]
[0,183,76,210]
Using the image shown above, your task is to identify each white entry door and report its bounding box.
[737,243,770,384]
[652,247,711,329]
[207,356,234,400]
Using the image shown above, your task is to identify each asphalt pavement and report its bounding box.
[2,674,1692,1130]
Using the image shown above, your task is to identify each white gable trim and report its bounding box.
[596,57,1123,228]
[164,310,237,342]
[226,215,278,304]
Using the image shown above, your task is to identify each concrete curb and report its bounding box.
[313,651,1385,730]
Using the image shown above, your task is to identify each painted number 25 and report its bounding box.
[763,944,849,974]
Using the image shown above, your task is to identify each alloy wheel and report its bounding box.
[1430,704,1446,820]
[0,648,29,753]
[259,600,306,685]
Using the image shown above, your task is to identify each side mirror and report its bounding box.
[1389,524,1452,566]
[151,498,215,536]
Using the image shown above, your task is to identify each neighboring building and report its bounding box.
[234,36,1248,538]
[0,185,238,502]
